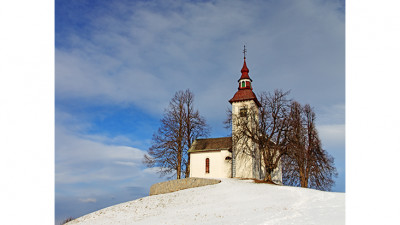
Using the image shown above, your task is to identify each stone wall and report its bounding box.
[149,178,221,196]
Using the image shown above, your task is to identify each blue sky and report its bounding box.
[55,0,345,223]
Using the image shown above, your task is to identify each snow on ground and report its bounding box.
[66,179,344,225]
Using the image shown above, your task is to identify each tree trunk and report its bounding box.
[264,172,272,182]
[300,174,306,187]
[185,154,190,178]
[177,146,182,179]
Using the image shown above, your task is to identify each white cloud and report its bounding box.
[317,124,345,150]
[55,124,164,196]
[56,0,345,126]
[316,123,345,171]
[79,198,97,203]
[56,126,143,166]
[114,161,137,167]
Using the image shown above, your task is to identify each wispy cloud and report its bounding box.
[56,0,345,123]
[318,124,345,147]
[79,198,97,203]
[55,125,161,186]
[114,161,137,167]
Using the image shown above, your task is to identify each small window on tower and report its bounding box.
[241,81,246,88]
[240,108,247,117]
[205,158,210,173]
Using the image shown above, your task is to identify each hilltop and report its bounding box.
[66,179,344,225]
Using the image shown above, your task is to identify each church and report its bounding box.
[188,51,282,184]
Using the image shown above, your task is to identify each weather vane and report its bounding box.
[243,45,247,59]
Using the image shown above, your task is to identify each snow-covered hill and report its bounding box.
[66,179,344,225]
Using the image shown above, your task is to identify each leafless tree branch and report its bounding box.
[143,89,210,179]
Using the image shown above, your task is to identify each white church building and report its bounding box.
[188,54,282,184]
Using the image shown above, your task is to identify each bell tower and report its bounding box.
[229,46,262,178]
[229,46,261,108]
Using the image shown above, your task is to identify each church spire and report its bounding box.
[239,58,251,81]
[238,45,252,87]
[229,47,261,107]
[239,45,252,82]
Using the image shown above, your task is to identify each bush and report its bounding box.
[61,217,74,224]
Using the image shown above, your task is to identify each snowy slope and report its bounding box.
[66,179,344,225]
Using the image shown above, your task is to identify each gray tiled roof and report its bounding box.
[188,137,232,153]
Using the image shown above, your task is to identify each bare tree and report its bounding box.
[281,101,303,187]
[283,102,337,191]
[143,89,209,179]
[227,89,337,188]
[183,90,210,177]
[230,89,291,183]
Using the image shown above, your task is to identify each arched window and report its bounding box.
[241,81,246,88]
[246,81,251,88]
[205,158,210,173]
[240,108,247,117]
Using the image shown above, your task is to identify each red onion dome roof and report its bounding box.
[239,58,252,81]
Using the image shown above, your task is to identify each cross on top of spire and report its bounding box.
[240,45,251,81]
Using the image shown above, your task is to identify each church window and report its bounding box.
[241,81,246,87]
[240,108,247,117]
[205,158,210,173]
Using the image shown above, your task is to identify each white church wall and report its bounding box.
[232,100,260,179]
[231,100,283,183]
[272,159,283,184]
[234,150,254,178]
[189,150,231,178]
